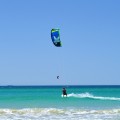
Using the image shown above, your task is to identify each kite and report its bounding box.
[51,29,62,47]
[57,76,59,79]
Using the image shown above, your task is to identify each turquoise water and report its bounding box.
[0,85,120,120]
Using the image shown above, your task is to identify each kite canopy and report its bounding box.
[51,29,62,47]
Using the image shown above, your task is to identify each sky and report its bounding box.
[0,0,120,85]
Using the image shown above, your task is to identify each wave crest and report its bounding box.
[0,108,120,120]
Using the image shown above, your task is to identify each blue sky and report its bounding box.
[0,0,120,85]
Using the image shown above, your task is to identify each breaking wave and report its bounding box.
[0,108,120,120]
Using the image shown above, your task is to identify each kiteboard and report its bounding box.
[61,95,67,97]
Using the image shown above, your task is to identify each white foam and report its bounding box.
[67,92,120,101]
[0,108,120,120]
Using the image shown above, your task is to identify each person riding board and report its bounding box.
[62,88,67,97]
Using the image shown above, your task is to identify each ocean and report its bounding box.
[0,85,120,120]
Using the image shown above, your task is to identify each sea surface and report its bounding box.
[0,85,120,120]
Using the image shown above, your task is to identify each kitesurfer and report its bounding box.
[62,88,67,97]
